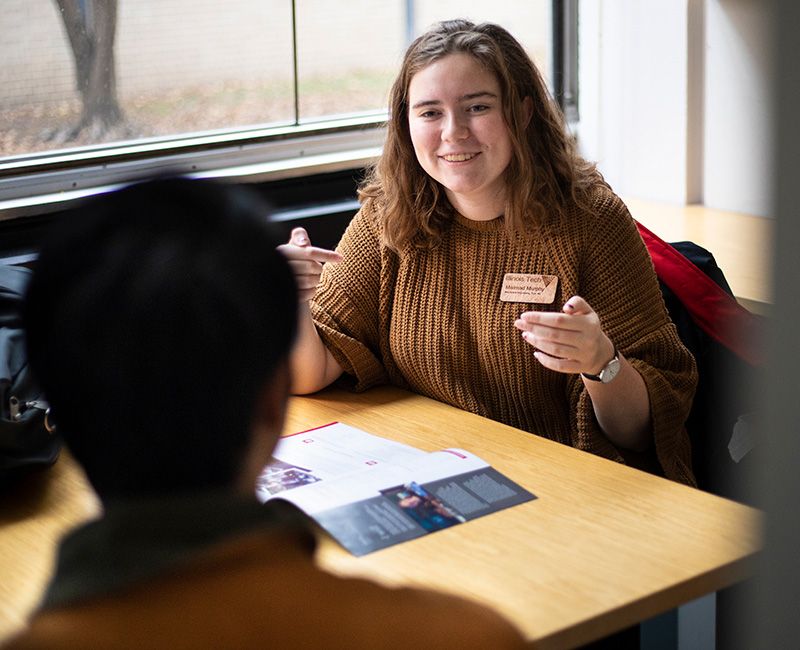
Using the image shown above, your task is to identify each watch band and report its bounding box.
[581,347,620,383]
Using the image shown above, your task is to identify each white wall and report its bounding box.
[578,1,692,204]
[703,0,772,216]
[578,0,772,217]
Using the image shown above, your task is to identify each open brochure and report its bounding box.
[255,422,536,556]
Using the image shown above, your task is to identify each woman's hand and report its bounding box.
[515,295,651,449]
[514,295,615,375]
[277,227,342,302]
[278,227,344,394]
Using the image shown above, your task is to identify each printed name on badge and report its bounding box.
[500,273,559,304]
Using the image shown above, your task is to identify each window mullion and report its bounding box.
[291,0,300,125]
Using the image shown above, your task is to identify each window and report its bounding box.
[0,1,564,219]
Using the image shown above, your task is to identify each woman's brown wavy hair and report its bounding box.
[359,19,604,252]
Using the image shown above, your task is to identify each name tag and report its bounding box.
[500,273,559,304]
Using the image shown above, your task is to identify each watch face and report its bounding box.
[601,357,621,383]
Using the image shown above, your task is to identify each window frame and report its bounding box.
[552,0,579,124]
[0,115,385,221]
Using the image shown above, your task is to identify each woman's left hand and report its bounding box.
[514,295,615,376]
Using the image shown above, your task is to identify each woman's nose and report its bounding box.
[442,113,469,141]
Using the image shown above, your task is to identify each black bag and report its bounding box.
[0,265,60,484]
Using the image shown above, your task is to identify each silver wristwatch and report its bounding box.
[581,348,621,384]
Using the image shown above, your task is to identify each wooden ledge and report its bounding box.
[624,198,773,316]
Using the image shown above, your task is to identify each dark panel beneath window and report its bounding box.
[0,214,54,265]
[252,168,362,250]
[0,169,364,264]
[250,168,364,211]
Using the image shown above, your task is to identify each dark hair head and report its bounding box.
[23,177,297,498]
[360,19,603,251]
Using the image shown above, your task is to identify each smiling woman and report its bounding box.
[281,19,699,488]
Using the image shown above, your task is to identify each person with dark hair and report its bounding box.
[6,178,525,649]
[282,19,698,485]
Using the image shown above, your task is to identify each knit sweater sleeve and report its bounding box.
[309,202,390,391]
[568,190,698,485]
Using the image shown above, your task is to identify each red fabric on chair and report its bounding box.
[636,221,764,367]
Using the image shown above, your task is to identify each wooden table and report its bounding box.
[286,386,761,649]
[0,386,761,649]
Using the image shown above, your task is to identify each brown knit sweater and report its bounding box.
[310,186,698,485]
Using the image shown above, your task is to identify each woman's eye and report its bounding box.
[419,110,439,119]
[468,104,490,113]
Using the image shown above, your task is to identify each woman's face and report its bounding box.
[407,53,514,220]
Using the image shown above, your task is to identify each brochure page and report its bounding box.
[256,422,536,556]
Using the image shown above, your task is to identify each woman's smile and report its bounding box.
[440,152,480,163]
